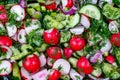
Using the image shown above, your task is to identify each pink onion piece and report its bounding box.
[88,74,110,80]
[90,51,103,63]
[0,46,12,59]
[20,0,27,8]
[60,5,77,15]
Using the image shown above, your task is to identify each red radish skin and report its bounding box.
[62,0,74,8]
[63,47,74,59]
[110,32,120,47]
[48,69,61,80]
[43,28,60,45]
[69,36,86,51]
[105,55,115,64]
[45,3,57,10]
[77,56,93,74]
[23,54,41,73]
[46,46,62,59]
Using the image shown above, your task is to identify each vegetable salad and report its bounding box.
[0,0,120,80]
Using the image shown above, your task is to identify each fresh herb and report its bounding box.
[75,75,80,80]
[25,19,31,27]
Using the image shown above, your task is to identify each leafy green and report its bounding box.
[26,28,44,47]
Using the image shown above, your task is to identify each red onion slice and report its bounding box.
[20,0,27,8]
[88,74,110,80]
[90,51,103,63]
[61,6,77,15]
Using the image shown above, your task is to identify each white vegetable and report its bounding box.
[61,0,68,8]
[10,5,25,21]
[39,53,46,67]
[92,0,98,4]
[47,57,53,67]
[20,67,32,80]
[0,60,12,76]
[70,69,85,80]
[18,29,27,44]
[108,21,119,34]
[32,69,48,80]
[0,23,5,30]
[80,14,90,29]
[25,19,41,34]
[52,59,71,75]
[100,40,112,53]
[70,26,84,35]
[0,46,12,59]
[6,23,17,37]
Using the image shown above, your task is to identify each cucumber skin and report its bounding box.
[79,4,101,20]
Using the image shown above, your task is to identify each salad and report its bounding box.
[0,0,120,80]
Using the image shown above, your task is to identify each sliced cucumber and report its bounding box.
[102,3,120,20]
[79,4,101,20]
[66,13,80,28]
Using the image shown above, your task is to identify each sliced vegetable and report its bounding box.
[79,4,101,20]
[39,53,46,67]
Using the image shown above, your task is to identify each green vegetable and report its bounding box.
[68,57,78,68]
[92,65,102,77]
[102,62,120,79]
[60,75,70,80]
[102,3,120,20]
[60,30,71,43]
[10,46,20,56]
[113,0,120,6]
[27,29,44,47]
[79,4,101,20]
[12,63,21,80]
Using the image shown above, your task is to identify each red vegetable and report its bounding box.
[0,5,7,24]
[46,46,62,59]
[110,32,120,47]
[63,47,74,59]
[48,69,61,80]
[77,56,93,74]
[105,55,115,64]
[23,54,41,73]
[45,3,57,10]
[62,0,74,8]
[69,36,85,51]
[0,36,12,52]
[43,28,60,45]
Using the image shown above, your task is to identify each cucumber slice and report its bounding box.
[66,13,80,28]
[79,4,101,20]
[102,3,120,19]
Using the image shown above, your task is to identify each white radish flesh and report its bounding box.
[11,33,18,41]
[0,60,12,76]
[0,46,12,59]
[18,29,27,44]
[70,26,84,35]
[39,53,46,67]
[6,23,17,37]
[10,5,25,21]
[47,57,54,67]
[32,69,48,80]
[25,19,41,34]
[80,14,90,29]
[20,67,32,80]
[61,0,68,8]
[52,59,71,75]
[70,69,85,80]
[108,21,119,34]
[100,40,112,53]
[92,0,98,4]
[0,23,5,30]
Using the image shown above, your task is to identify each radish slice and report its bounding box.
[108,21,119,34]
[100,40,112,53]
[10,5,25,21]
[70,26,84,35]
[11,33,18,41]
[32,69,48,80]
[20,67,32,80]
[92,0,98,4]
[80,14,90,29]
[6,23,17,37]
[47,57,54,67]
[39,53,46,67]
[0,46,12,59]
[52,59,71,75]
[61,0,68,8]
[88,74,110,80]
[70,69,85,80]
[0,60,12,76]
[18,29,27,44]
[0,23,5,30]
[25,19,41,34]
